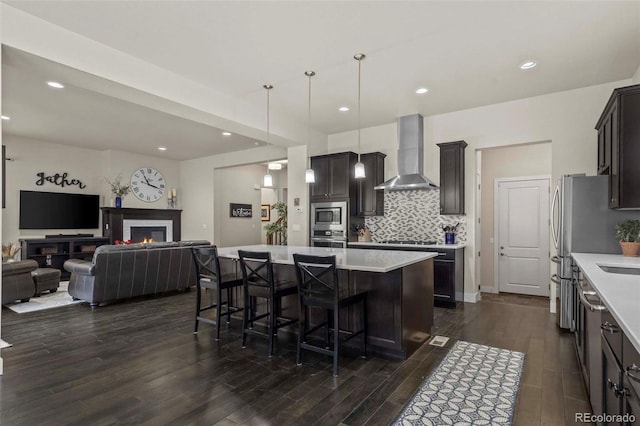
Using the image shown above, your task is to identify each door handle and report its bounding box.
[551,183,560,249]
[500,253,504,256]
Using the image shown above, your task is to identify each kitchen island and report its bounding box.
[216,245,436,360]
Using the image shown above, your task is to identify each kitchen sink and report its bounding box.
[598,265,640,275]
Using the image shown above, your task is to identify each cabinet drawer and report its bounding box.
[602,311,623,365]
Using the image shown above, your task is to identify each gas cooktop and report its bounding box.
[379,240,438,245]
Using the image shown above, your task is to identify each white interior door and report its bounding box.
[497,178,550,296]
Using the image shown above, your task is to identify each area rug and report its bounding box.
[4,281,82,314]
[394,340,525,425]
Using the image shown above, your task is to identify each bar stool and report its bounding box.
[191,246,243,340]
[293,253,367,377]
[238,250,298,357]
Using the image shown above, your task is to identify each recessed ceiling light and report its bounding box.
[158,146,167,151]
[47,81,65,89]
[1,115,10,120]
[519,60,537,70]
[254,142,260,146]
[268,163,283,170]
[415,87,429,94]
[339,106,350,112]
[222,131,232,136]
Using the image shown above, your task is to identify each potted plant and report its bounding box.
[442,223,459,245]
[2,242,20,262]
[106,174,131,208]
[265,202,287,245]
[615,219,640,256]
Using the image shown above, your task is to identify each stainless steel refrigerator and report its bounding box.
[552,174,640,330]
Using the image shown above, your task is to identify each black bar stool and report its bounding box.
[191,246,243,340]
[292,253,367,377]
[238,250,298,357]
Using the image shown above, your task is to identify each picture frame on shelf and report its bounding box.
[261,204,270,222]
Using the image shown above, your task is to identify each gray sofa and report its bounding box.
[2,260,38,304]
[63,240,210,307]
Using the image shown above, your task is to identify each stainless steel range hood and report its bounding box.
[374,114,438,190]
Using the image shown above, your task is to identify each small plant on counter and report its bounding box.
[616,219,640,257]
[354,224,368,237]
[615,219,640,242]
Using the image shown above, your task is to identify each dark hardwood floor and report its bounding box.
[0,291,588,425]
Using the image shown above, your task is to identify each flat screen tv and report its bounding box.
[19,190,100,229]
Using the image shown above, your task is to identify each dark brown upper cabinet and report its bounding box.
[596,84,640,209]
[358,152,386,216]
[437,140,467,215]
[310,152,358,202]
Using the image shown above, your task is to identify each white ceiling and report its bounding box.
[3,1,640,158]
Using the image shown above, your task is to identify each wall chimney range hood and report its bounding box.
[374,114,438,191]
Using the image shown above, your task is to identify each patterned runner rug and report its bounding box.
[394,340,525,425]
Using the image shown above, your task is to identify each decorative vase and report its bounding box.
[620,241,640,257]
[115,196,122,208]
[445,232,455,245]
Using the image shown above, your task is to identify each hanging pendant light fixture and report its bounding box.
[354,53,366,179]
[263,84,274,187]
[304,70,316,184]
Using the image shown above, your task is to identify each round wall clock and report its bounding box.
[130,167,166,202]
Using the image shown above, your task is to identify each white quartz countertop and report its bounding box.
[217,245,437,273]
[348,241,466,250]
[572,253,640,354]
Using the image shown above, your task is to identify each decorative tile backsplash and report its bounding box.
[364,189,467,244]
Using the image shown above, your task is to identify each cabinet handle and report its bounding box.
[579,290,606,311]
[627,364,640,383]
[601,321,619,333]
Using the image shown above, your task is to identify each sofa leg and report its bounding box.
[20,298,30,303]
[50,288,58,293]
[72,297,80,301]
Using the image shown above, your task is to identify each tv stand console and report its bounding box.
[20,236,110,280]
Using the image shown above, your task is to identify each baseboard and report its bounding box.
[550,298,557,314]
[480,285,497,294]
[464,292,480,303]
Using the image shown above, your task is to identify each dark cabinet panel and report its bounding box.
[434,260,454,302]
[596,84,640,208]
[358,152,386,216]
[437,141,467,215]
[310,152,357,201]
[310,156,330,199]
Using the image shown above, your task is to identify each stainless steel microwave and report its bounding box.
[310,201,347,231]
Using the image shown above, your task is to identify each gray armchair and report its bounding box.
[2,260,37,304]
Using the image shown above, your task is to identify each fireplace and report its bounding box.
[101,208,182,244]
[123,219,173,242]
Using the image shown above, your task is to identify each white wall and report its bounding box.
[214,163,265,247]
[480,142,552,291]
[286,145,310,246]
[632,64,640,84]
[328,79,631,305]
[2,135,180,244]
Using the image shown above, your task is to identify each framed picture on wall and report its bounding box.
[261,204,270,221]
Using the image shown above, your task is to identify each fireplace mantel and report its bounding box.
[101,208,182,243]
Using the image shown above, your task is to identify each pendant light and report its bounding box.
[304,70,316,183]
[354,53,366,179]
[263,84,274,187]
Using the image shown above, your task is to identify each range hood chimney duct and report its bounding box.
[374,114,438,190]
